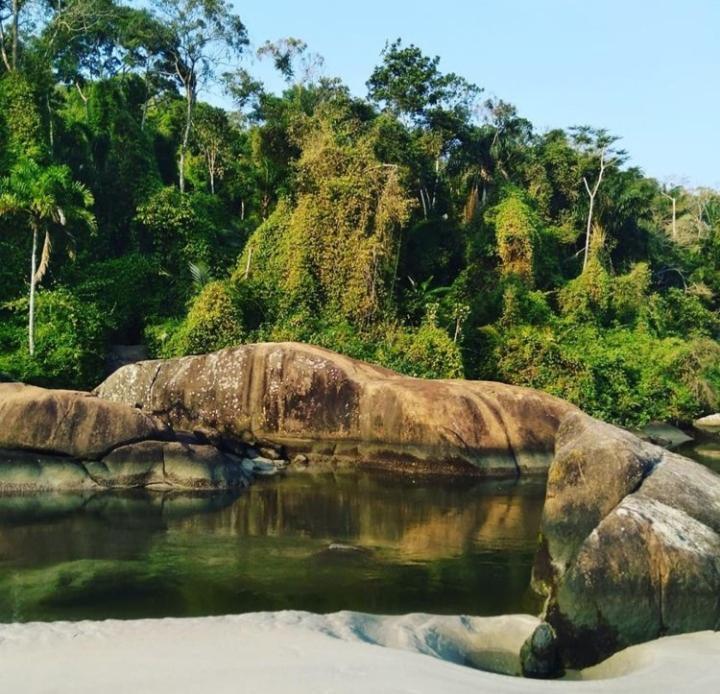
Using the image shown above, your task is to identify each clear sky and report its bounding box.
[233,0,719,188]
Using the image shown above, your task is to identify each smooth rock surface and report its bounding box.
[0,383,168,459]
[535,411,720,668]
[86,441,250,489]
[95,342,577,476]
[0,448,98,492]
[694,413,720,434]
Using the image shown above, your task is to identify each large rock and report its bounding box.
[535,411,720,668]
[0,441,250,492]
[86,441,250,490]
[95,342,577,476]
[0,383,169,459]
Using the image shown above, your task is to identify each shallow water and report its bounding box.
[0,439,716,624]
[0,472,547,623]
[676,436,720,474]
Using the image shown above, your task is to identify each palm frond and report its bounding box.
[34,232,52,284]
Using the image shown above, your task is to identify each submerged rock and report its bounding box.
[639,421,694,449]
[535,411,720,669]
[0,448,98,492]
[94,342,577,476]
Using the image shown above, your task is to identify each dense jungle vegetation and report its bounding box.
[1,0,719,427]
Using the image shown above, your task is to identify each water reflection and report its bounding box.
[677,437,720,474]
[0,473,545,623]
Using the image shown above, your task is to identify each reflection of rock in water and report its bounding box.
[0,471,546,621]
[0,489,242,566]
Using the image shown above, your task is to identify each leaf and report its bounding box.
[34,232,52,285]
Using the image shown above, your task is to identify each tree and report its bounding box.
[0,0,25,71]
[570,127,622,270]
[661,184,680,241]
[0,159,95,355]
[151,0,248,192]
[368,39,481,218]
[257,37,324,86]
[191,103,231,194]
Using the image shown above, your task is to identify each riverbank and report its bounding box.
[0,611,718,693]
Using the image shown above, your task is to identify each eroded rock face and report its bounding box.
[0,383,251,491]
[87,441,250,490]
[95,342,577,476]
[535,411,720,668]
[0,383,169,459]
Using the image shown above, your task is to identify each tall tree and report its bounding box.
[570,127,622,270]
[367,39,481,218]
[0,158,95,355]
[152,0,247,192]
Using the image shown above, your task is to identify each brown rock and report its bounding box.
[87,441,250,489]
[536,411,720,668]
[95,342,576,476]
[0,383,169,459]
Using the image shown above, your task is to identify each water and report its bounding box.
[0,439,716,624]
[0,472,546,623]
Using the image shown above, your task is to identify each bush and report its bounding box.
[376,319,465,379]
[0,289,108,388]
[156,281,245,356]
[495,321,720,426]
[73,253,162,341]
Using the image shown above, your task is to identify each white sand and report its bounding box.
[0,611,718,693]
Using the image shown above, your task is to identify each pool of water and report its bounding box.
[0,438,716,624]
[0,472,547,623]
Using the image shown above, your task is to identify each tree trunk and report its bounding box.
[28,224,37,356]
[46,93,54,149]
[582,193,595,270]
[11,0,19,70]
[244,247,252,279]
[671,198,677,240]
[179,85,194,194]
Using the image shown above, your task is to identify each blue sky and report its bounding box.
[232,0,719,188]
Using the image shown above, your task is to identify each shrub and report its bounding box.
[165,281,244,356]
[0,289,107,388]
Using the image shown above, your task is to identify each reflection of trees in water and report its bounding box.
[175,474,546,563]
[0,475,546,621]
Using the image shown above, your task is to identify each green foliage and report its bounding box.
[0,290,107,388]
[491,191,537,284]
[0,74,44,162]
[72,253,162,341]
[234,104,414,326]
[0,10,718,430]
[163,281,245,356]
[495,322,720,426]
[376,319,464,379]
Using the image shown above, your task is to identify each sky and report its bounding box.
[231,0,719,188]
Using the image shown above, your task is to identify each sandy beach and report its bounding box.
[1,611,718,693]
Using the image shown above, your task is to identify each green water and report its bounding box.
[1,439,716,624]
[0,472,546,623]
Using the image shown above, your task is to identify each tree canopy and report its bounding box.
[0,6,718,427]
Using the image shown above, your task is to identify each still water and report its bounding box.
[0,439,716,624]
[0,472,545,623]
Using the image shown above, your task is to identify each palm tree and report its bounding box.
[0,159,95,355]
